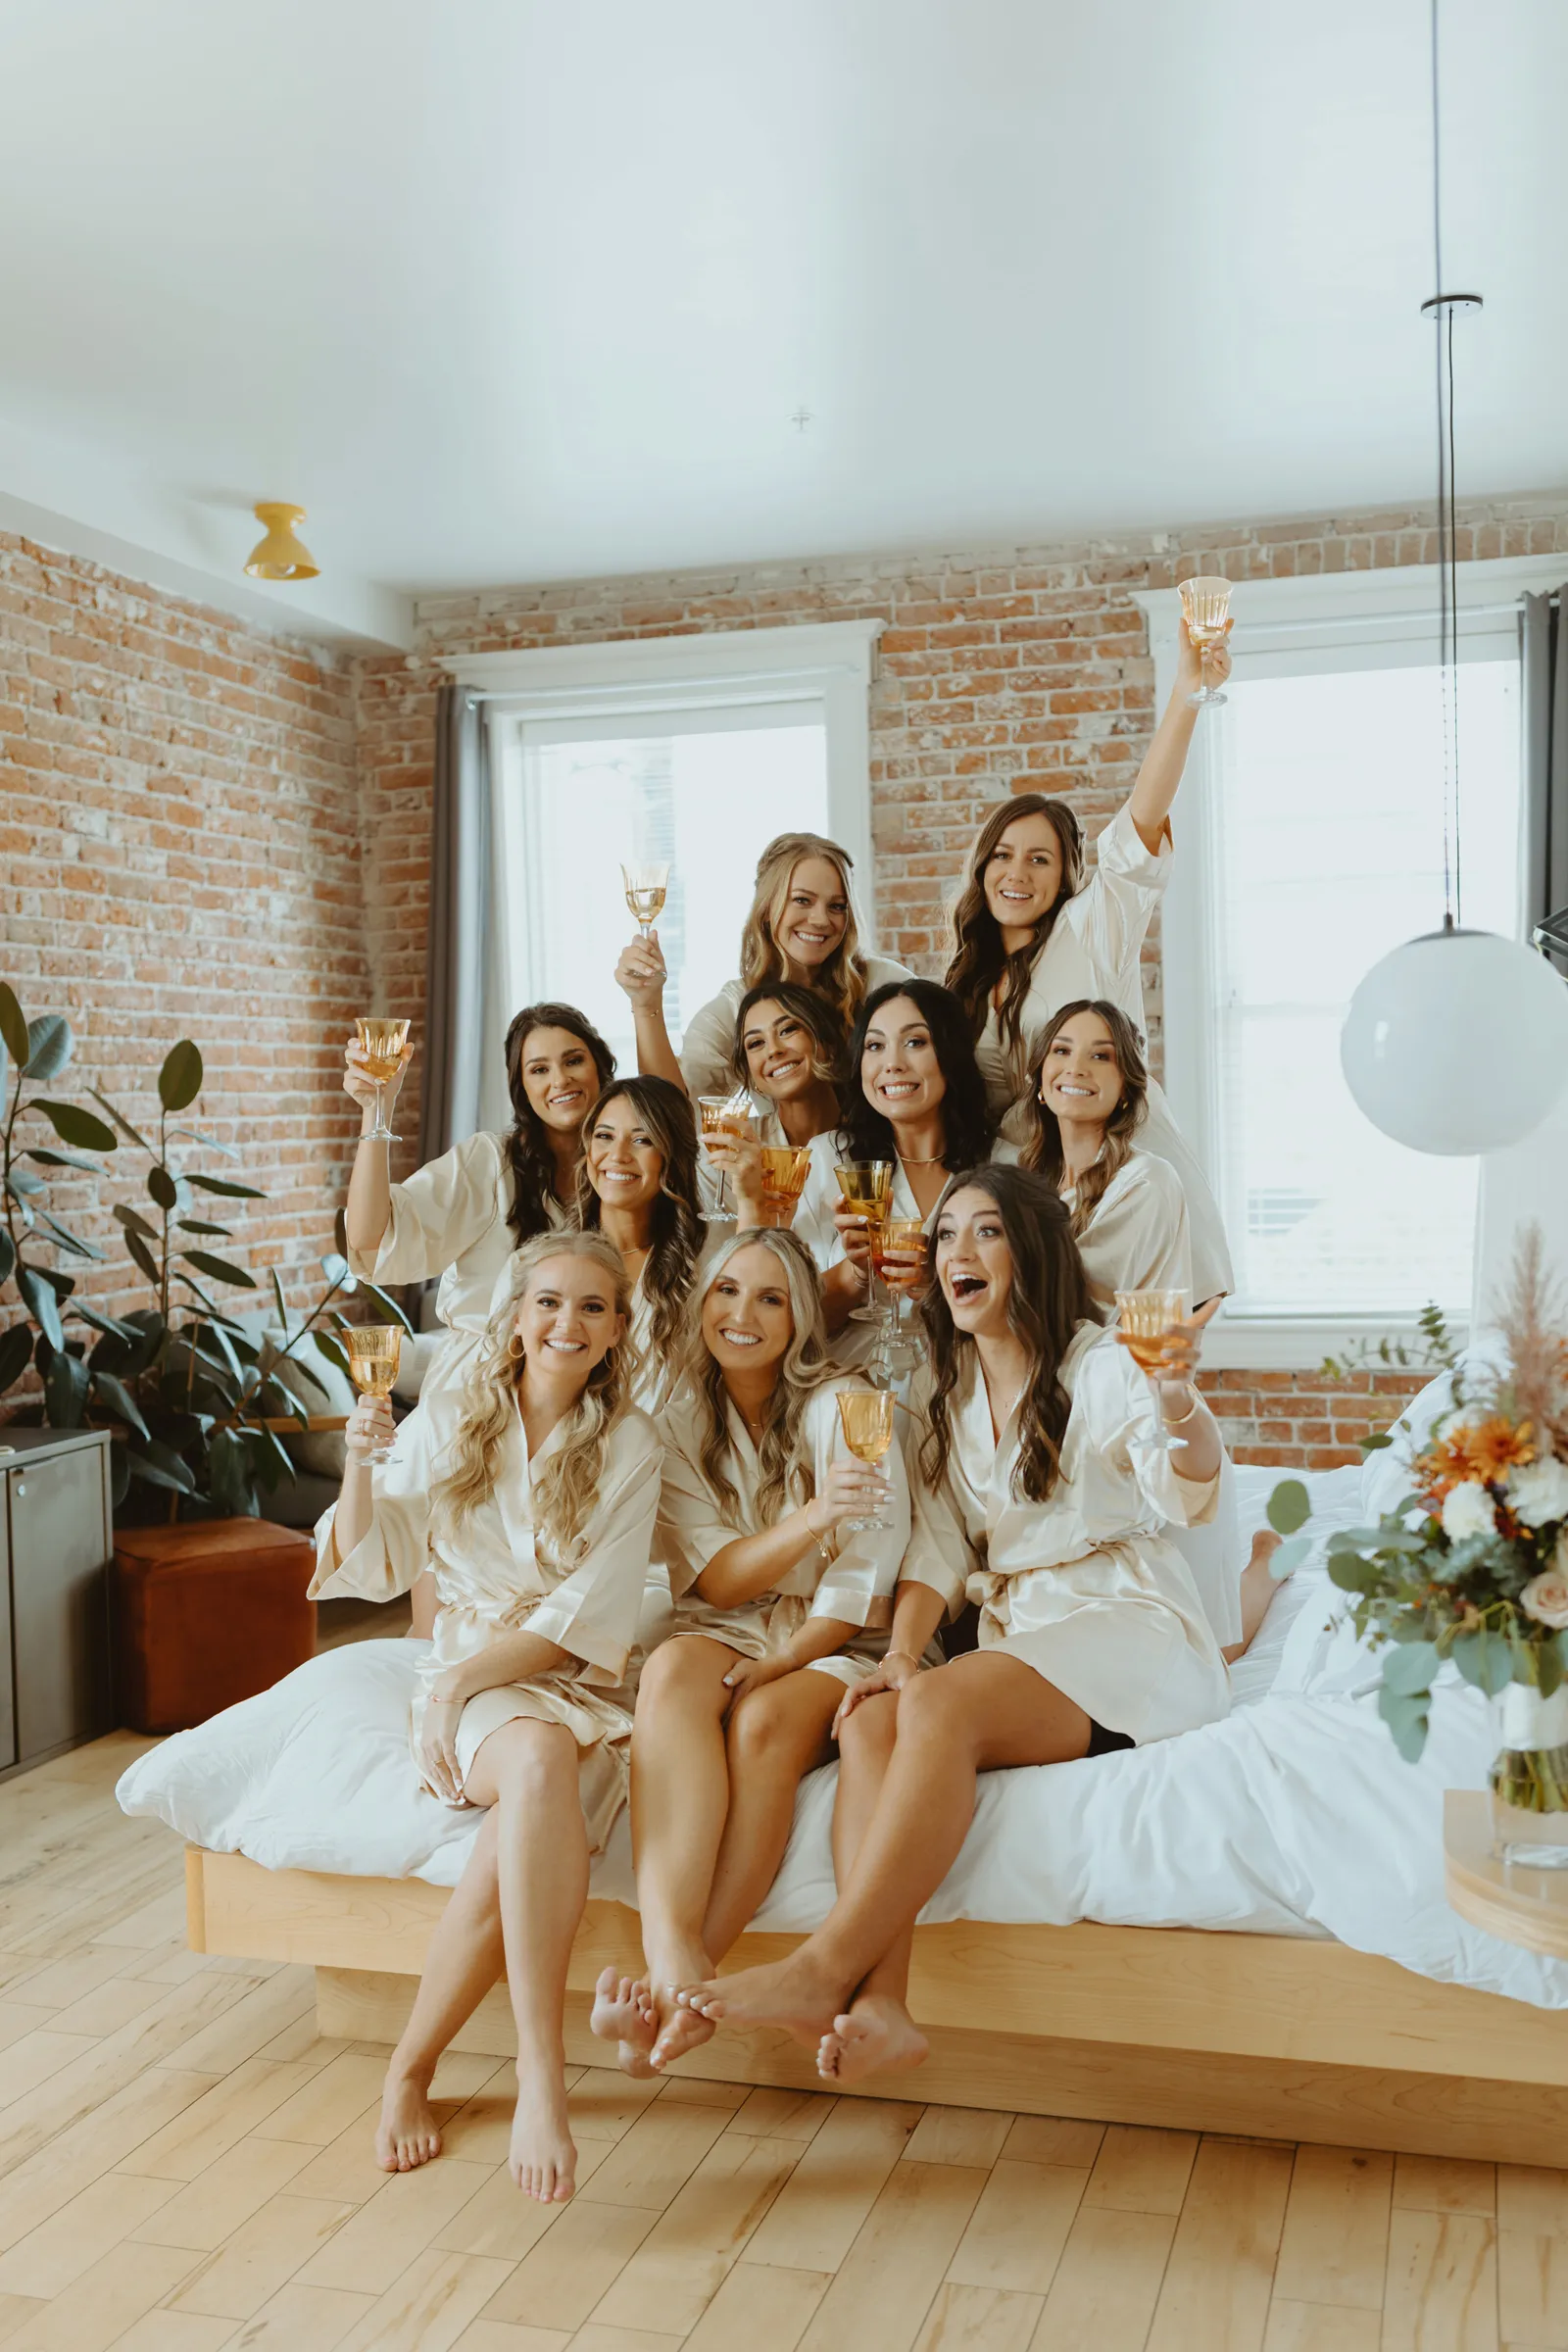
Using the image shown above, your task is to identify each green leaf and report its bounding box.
[205,1427,255,1516]
[1266,1478,1311,1537]
[88,1087,154,1153]
[1383,1640,1441,1695]
[174,1218,233,1239]
[124,1441,197,1496]
[0,1323,31,1394]
[112,1203,158,1242]
[23,1016,72,1082]
[1360,1431,1394,1453]
[270,1267,289,1332]
[123,1229,161,1288]
[32,1101,116,1153]
[87,1368,149,1441]
[180,1250,256,1290]
[187,1172,268,1200]
[42,1347,89,1429]
[39,1213,104,1261]
[14,1263,63,1350]
[168,1126,238,1159]
[108,1444,130,1508]
[283,1353,330,1401]
[314,1328,353,1379]
[158,1040,203,1113]
[147,1164,178,1212]
[1269,1535,1314,1580]
[1451,1630,1515,1697]
[0,1229,12,1287]
[1327,1552,1381,1595]
[6,1168,44,1200]
[29,1263,74,1298]
[24,1147,101,1173]
[320,1250,352,1290]
[356,1280,413,1336]
[1377,1683,1432,1763]
[0,983,27,1070]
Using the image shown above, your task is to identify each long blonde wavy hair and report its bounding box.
[737,834,872,1039]
[677,1227,842,1531]
[430,1232,632,1558]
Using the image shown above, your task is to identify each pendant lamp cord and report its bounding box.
[1431,0,1460,929]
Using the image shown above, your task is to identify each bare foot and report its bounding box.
[590,1966,659,2080]
[1223,1531,1286,1665]
[649,1983,716,2071]
[817,1992,929,2085]
[375,2068,442,2172]
[510,2063,576,2203]
[676,1950,848,2050]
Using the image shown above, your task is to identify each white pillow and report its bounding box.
[1357,1343,1506,1521]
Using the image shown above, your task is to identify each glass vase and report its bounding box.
[1490,1684,1568,1869]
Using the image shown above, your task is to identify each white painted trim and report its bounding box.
[1201,1313,1469,1374]
[449,619,884,937]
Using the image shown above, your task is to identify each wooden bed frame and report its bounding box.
[185,1828,1568,2165]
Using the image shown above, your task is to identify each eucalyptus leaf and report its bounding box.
[88,1087,154,1153]
[87,1369,149,1441]
[187,1172,268,1200]
[1451,1629,1515,1697]
[1265,1478,1311,1537]
[147,1164,178,1212]
[24,1147,101,1172]
[1327,1552,1381,1595]
[0,982,27,1069]
[181,1250,257,1290]
[15,1263,63,1350]
[23,1015,71,1082]
[357,1280,413,1336]
[1377,1682,1432,1763]
[31,1100,116,1153]
[1382,1640,1441,1695]
[158,1040,203,1113]
[0,1322,31,1395]
[1360,1431,1395,1453]
[1268,1534,1313,1580]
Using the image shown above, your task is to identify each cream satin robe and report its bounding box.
[348,1130,566,1402]
[658,1379,912,1687]
[789,1129,1019,1369]
[1065,1150,1241,1648]
[678,956,911,1103]
[973,804,1233,1303]
[902,1326,1229,1743]
[310,1389,662,1849]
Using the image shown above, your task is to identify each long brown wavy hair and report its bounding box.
[737,834,873,1039]
[502,1003,616,1247]
[572,1076,705,1362]
[943,796,1086,1059]
[1019,1000,1149,1239]
[677,1227,842,1532]
[919,1163,1100,1504]
[430,1232,632,1556]
[729,980,849,1112]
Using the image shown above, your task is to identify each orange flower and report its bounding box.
[1414,1417,1535,1502]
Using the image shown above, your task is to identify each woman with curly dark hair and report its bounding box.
[572,1075,707,1409]
[731,978,1005,1352]
[670,1163,1229,2086]
[343,1002,616,1409]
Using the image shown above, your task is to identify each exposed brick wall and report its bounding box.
[1199,1367,1432,1473]
[0,530,367,1355]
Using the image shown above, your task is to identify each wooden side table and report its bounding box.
[1445,1788,1568,1958]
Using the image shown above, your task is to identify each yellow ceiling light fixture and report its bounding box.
[244,502,319,582]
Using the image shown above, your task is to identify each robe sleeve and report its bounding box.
[347,1129,508,1288]
[308,1404,438,1602]
[896,1459,973,1618]
[789,1139,846,1273]
[524,1418,662,1685]
[1070,804,1172,987]
[1078,1155,1193,1300]
[1084,1335,1219,1532]
[678,987,742,1102]
[655,1419,741,1601]
[806,1386,909,1630]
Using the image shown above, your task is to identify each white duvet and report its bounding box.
[117,1453,1568,2014]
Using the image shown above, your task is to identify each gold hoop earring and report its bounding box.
[508,1334,525,1362]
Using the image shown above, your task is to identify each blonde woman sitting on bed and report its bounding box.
[670,1163,1227,2084]
[589,1228,912,2079]
[313,1232,660,2204]
[1019,999,1280,1658]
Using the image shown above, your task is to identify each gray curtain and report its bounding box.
[1522,588,1568,973]
[417,683,492,1164]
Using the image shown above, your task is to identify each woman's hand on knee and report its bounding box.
[720,1652,792,1718]
[418,1696,466,1807]
[833,1647,920,1739]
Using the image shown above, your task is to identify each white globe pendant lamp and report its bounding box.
[1339,0,1568,1157]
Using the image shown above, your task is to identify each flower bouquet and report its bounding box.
[1319,1230,1568,1865]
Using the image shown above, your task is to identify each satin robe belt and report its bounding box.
[968,1543,1160,1635]
[674,1588,894,1662]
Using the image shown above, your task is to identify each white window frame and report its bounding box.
[1134,553,1562,1369]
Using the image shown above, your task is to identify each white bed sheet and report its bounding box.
[117,1464,1568,2013]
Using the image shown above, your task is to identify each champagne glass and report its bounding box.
[698,1091,757,1215]
[621,861,669,939]
[874,1214,927,1361]
[356,1017,410,1144]
[837,1388,896,1532]
[346,1324,402,1466]
[1177,576,1232,708]
[759,1145,811,1224]
[1114,1288,1193,1451]
[837,1161,893,1323]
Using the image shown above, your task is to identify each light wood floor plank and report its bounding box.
[0,2301,42,2346]
[1394,2156,1498,2218]
[449,2324,569,2352]
[681,2258,831,2352]
[1498,2166,1568,2237]
[1261,2302,1382,2351]
[249,2055,390,2148]
[589,2130,802,2336]
[795,2159,986,2352]
[431,2167,568,2265]
[0,2239,197,2352]
[945,2159,1088,2295]
[294,2158,495,2295]
[1082,2125,1200,2217]
[478,2198,660,2332]
[740,2096,921,2275]
[166,2191,357,2321]
[130,2134,321,2251]
[1497,2229,1568,2348]
[572,2097,732,2211]
[110,2310,238,2351]
[903,2107,1013,2171]
[722,2086,835,2144]
[333,2245,514,2352]
[999,2114,1105,2170]
[164,1968,317,2076]
[569,2328,685,2352]
[1030,2206,1178,2352]
[0,2068,216,2254]
[564,2070,669,2144]
[1382,2209,1499,2352]
[213,2278,372,2349]
[913,2281,1044,2349]
[120,2058,322,2182]
[1146,2136,1293,2352]
[0,2169,178,2300]
[1270,2144,1393,2311]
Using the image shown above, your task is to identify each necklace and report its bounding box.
[896,1151,945,1166]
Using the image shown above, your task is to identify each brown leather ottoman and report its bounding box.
[112,1519,318,1734]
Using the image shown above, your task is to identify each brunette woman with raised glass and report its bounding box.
[613,831,907,1102]
[668,1164,1227,2083]
[944,622,1232,1301]
[572,1075,708,1410]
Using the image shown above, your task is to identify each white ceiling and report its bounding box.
[0,0,1561,646]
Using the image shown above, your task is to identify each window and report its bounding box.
[444,621,881,1127]
[1143,558,1561,1364]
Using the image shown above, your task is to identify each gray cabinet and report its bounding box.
[0,1428,113,1777]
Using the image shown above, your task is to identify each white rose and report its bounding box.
[1441,1481,1496,1543]
[1508,1456,1568,1530]
[1521,1569,1568,1631]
